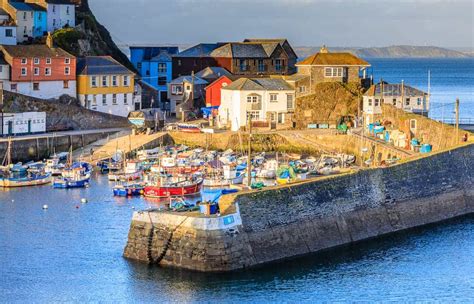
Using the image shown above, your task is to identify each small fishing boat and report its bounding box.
[108,161,142,181]
[177,123,201,133]
[0,172,52,187]
[144,175,203,198]
[53,162,92,189]
[113,182,145,197]
[203,165,244,187]
[45,156,65,176]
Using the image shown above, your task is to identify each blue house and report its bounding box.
[129,46,179,107]
[8,1,47,42]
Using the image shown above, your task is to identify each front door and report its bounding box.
[7,121,13,135]
[28,120,32,134]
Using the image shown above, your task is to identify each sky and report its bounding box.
[89,0,474,48]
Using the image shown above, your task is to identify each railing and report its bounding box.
[431,117,474,125]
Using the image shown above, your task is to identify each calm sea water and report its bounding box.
[369,58,474,119]
[1,59,474,302]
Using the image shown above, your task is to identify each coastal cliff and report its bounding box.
[124,143,474,271]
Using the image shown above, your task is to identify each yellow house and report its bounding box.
[77,56,140,117]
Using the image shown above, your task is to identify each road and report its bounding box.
[0,128,129,142]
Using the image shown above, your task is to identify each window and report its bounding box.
[64,67,70,75]
[91,76,97,87]
[158,63,167,73]
[248,111,261,121]
[124,94,128,104]
[186,85,191,90]
[278,113,284,124]
[405,98,410,106]
[23,26,26,34]
[275,59,282,71]
[158,76,167,86]
[66,6,70,15]
[112,75,118,86]
[34,67,39,76]
[38,13,42,21]
[410,119,417,131]
[92,95,97,105]
[239,59,247,71]
[417,97,422,105]
[45,68,51,76]
[112,94,117,105]
[247,96,259,103]
[21,58,27,64]
[102,76,108,87]
[23,12,27,20]
[324,67,343,77]
[33,83,39,91]
[53,19,56,27]
[102,95,107,105]
[145,70,150,76]
[52,5,56,13]
[123,75,129,86]
[298,86,306,93]
[10,84,17,91]
[65,58,70,64]
[46,58,51,64]
[137,62,142,69]
[287,94,294,110]
[177,60,181,66]
[392,98,397,106]
[375,99,379,106]
[368,99,373,106]
[63,80,69,88]
[5,28,12,37]
[21,67,27,76]
[171,85,183,94]
[270,94,278,102]
[258,59,265,72]
[33,58,39,64]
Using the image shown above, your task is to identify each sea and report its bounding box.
[0,58,473,303]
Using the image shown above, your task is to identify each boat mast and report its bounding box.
[2,137,11,167]
[247,113,252,187]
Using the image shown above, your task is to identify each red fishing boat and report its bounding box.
[144,175,203,198]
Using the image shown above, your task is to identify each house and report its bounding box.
[129,46,179,106]
[76,56,139,117]
[0,35,76,99]
[295,46,371,94]
[167,75,208,117]
[219,78,295,131]
[3,1,47,42]
[363,81,430,124]
[25,0,75,32]
[0,52,10,89]
[1,111,46,135]
[0,8,17,45]
[172,39,298,78]
[204,75,236,108]
[195,66,231,83]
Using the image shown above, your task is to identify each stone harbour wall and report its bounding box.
[123,143,474,271]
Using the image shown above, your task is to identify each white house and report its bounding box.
[5,1,47,43]
[25,0,75,32]
[0,9,16,45]
[219,78,295,131]
[1,112,46,135]
[363,81,430,124]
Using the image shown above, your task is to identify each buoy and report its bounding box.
[80,198,88,204]
[132,206,135,209]
[75,205,80,209]
[42,204,48,210]
[12,199,14,202]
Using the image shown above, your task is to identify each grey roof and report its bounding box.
[223,78,293,91]
[364,82,427,97]
[195,67,231,79]
[77,56,133,76]
[9,2,46,11]
[43,0,75,4]
[175,43,221,57]
[211,43,273,58]
[170,75,208,85]
[130,46,179,61]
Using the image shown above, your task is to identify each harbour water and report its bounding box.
[1,58,473,302]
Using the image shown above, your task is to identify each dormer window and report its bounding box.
[34,58,39,64]
[21,58,27,64]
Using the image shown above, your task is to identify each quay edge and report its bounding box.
[123,143,474,272]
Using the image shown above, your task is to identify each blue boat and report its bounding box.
[53,175,90,189]
[113,182,145,197]
[53,162,92,189]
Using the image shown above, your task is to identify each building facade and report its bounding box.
[167,75,207,117]
[26,0,75,32]
[0,8,17,45]
[0,38,76,99]
[77,56,139,117]
[363,82,430,124]
[5,1,47,43]
[129,46,179,105]
[219,78,295,131]
[172,39,298,78]
[1,111,46,135]
[204,75,235,107]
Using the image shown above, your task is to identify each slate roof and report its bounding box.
[9,2,46,11]
[364,82,427,97]
[174,43,221,57]
[244,38,298,59]
[211,43,269,58]
[1,44,73,58]
[77,56,133,76]
[130,46,179,61]
[297,52,370,66]
[170,75,208,85]
[42,0,75,4]
[195,67,232,79]
[223,78,293,91]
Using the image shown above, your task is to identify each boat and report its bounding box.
[113,182,145,197]
[108,161,143,181]
[53,162,92,189]
[45,156,66,176]
[177,123,201,133]
[203,165,244,187]
[144,175,203,198]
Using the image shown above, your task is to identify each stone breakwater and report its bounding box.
[124,144,474,272]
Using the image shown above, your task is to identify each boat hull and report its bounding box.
[144,180,202,198]
[0,174,52,188]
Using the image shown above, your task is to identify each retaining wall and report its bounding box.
[124,143,474,271]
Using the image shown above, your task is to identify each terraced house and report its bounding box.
[77,56,140,117]
[2,0,47,43]
[172,39,297,78]
[25,0,75,32]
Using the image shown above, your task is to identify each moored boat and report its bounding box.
[144,175,203,198]
[113,182,145,197]
[0,172,52,187]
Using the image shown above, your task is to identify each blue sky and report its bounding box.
[90,0,474,48]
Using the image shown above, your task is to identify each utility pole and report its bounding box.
[455,98,460,144]
[247,112,252,187]
[0,88,3,137]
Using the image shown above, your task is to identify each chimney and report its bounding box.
[46,32,53,48]
[320,45,329,53]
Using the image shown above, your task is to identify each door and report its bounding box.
[28,120,32,134]
[7,121,13,135]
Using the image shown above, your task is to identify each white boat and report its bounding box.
[203,166,244,187]
[256,159,278,179]
[108,161,143,181]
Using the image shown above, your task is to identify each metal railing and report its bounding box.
[431,117,474,125]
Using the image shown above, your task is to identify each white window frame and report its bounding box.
[21,58,27,64]
[34,67,39,76]
[158,63,167,73]
[33,58,39,64]
[123,75,129,86]
[91,76,97,87]
[45,68,51,76]
[112,94,117,105]
[324,67,344,78]
[248,111,261,121]
[46,58,51,64]
[102,94,107,105]
[102,76,108,87]
[64,58,70,64]
[21,67,27,76]
[64,67,70,75]
[287,94,294,110]
[269,93,278,102]
[112,75,118,87]
[124,94,128,104]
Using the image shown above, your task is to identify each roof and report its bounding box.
[223,78,293,91]
[244,38,298,59]
[130,46,179,61]
[77,56,133,76]
[42,0,75,4]
[0,8,10,15]
[211,43,269,58]
[297,52,370,66]
[170,75,208,85]
[283,74,310,82]
[195,67,232,79]
[1,44,73,58]
[174,43,221,57]
[0,53,7,65]
[9,2,46,11]
[364,82,427,97]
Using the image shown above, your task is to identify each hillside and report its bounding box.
[295,45,471,59]
[52,0,135,71]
